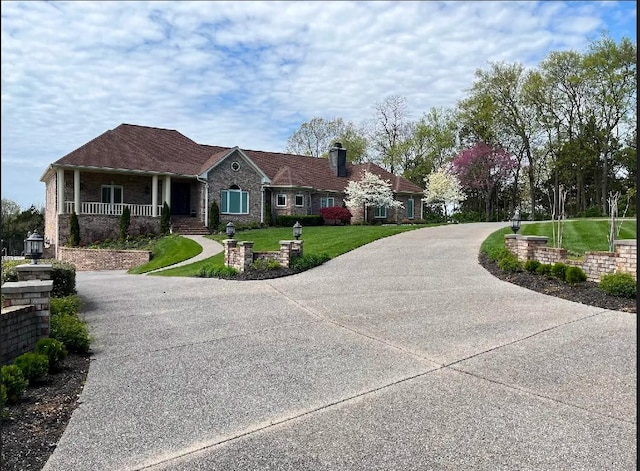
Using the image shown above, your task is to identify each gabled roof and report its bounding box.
[47,123,424,194]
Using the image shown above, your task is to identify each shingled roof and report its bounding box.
[49,124,423,194]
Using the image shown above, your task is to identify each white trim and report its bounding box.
[276,193,287,207]
[295,194,304,207]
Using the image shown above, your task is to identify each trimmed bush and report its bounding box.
[320,206,352,225]
[160,202,171,235]
[35,338,68,373]
[1,365,28,404]
[51,314,92,353]
[51,295,83,317]
[276,214,324,227]
[487,247,512,263]
[524,260,541,273]
[565,266,587,284]
[119,205,131,241]
[550,262,567,280]
[14,352,49,383]
[69,210,80,247]
[51,260,77,297]
[497,252,522,273]
[198,265,239,279]
[599,272,636,298]
[535,263,553,277]
[209,200,220,232]
[289,253,331,271]
[251,259,281,270]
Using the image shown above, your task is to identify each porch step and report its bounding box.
[171,216,210,235]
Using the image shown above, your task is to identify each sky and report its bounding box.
[1,1,636,210]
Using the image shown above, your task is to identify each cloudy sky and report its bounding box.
[1,1,636,209]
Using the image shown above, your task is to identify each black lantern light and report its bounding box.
[293,221,302,240]
[511,211,521,234]
[225,221,236,239]
[24,230,44,264]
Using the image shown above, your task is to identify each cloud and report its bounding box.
[1,0,635,208]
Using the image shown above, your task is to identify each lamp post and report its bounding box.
[511,211,521,234]
[293,221,302,240]
[225,221,236,239]
[24,230,44,264]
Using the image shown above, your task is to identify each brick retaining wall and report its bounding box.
[505,235,637,282]
[58,247,151,271]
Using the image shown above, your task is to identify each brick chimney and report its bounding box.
[329,142,347,177]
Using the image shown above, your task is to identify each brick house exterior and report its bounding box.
[40,124,424,257]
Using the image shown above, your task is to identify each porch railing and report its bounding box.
[65,202,163,217]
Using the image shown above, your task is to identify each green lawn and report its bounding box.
[127,235,202,274]
[480,219,637,259]
[151,224,434,277]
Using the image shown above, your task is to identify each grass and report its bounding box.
[127,235,202,274]
[151,224,434,277]
[480,219,637,259]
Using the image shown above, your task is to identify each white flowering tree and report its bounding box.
[423,167,465,218]
[345,170,403,223]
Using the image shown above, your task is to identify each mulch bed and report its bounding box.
[1,259,634,470]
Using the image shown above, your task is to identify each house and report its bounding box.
[40,124,424,257]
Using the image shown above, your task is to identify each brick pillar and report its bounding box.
[239,242,254,272]
[291,240,304,257]
[223,239,237,268]
[1,280,54,338]
[279,241,293,268]
[614,239,637,280]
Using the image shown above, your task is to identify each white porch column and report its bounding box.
[74,169,81,214]
[163,175,171,209]
[57,168,65,215]
[152,175,158,217]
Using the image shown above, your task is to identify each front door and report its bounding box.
[171,182,191,215]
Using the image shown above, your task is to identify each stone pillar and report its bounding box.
[614,239,637,280]
[291,240,304,257]
[1,280,54,338]
[239,242,254,272]
[279,241,293,268]
[223,239,238,269]
[15,264,54,282]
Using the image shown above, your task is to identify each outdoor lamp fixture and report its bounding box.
[511,211,521,234]
[225,221,236,239]
[293,221,302,240]
[24,230,44,265]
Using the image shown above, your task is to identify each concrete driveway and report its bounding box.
[43,222,636,470]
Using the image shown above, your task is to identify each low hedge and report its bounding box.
[275,215,324,227]
[1,259,76,297]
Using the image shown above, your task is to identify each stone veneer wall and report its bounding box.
[224,240,303,272]
[1,265,54,364]
[58,247,151,271]
[58,214,160,250]
[505,235,637,282]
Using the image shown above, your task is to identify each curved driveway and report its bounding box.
[44,223,636,471]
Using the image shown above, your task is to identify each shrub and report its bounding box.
[565,266,587,284]
[119,205,131,241]
[276,215,324,227]
[209,200,220,232]
[319,206,352,225]
[51,295,83,317]
[14,352,49,383]
[550,262,567,280]
[35,338,68,373]
[487,246,512,263]
[497,252,522,273]
[289,253,331,271]
[198,265,239,279]
[51,314,92,353]
[251,259,281,270]
[264,201,273,227]
[524,260,541,273]
[1,365,28,404]
[51,260,77,297]
[69,211,80,247]
[599,272,636,298]
[535,263,553,277]
[160,202,171,235]
[1,384,7,409]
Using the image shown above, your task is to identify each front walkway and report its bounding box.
[144,235,223,274]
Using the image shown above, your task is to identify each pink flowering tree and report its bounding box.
[452,142,517,221]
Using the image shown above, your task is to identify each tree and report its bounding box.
[336,122,369,163]
[452,142,517,221]
[160,202,171,235]
[119,205,131,241]
[285,117,347,158]
[1,200,45,255]
[344,170,403,223]
[368,95,412,174]
[423,167,465,218]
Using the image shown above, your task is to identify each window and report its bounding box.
[407,198,415,219]
[276,194,287,207]
[221,189,249,214]
[295,194,304,207]
[374,205,387,218]
[320,197,334,208]
[101,185,123,204]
